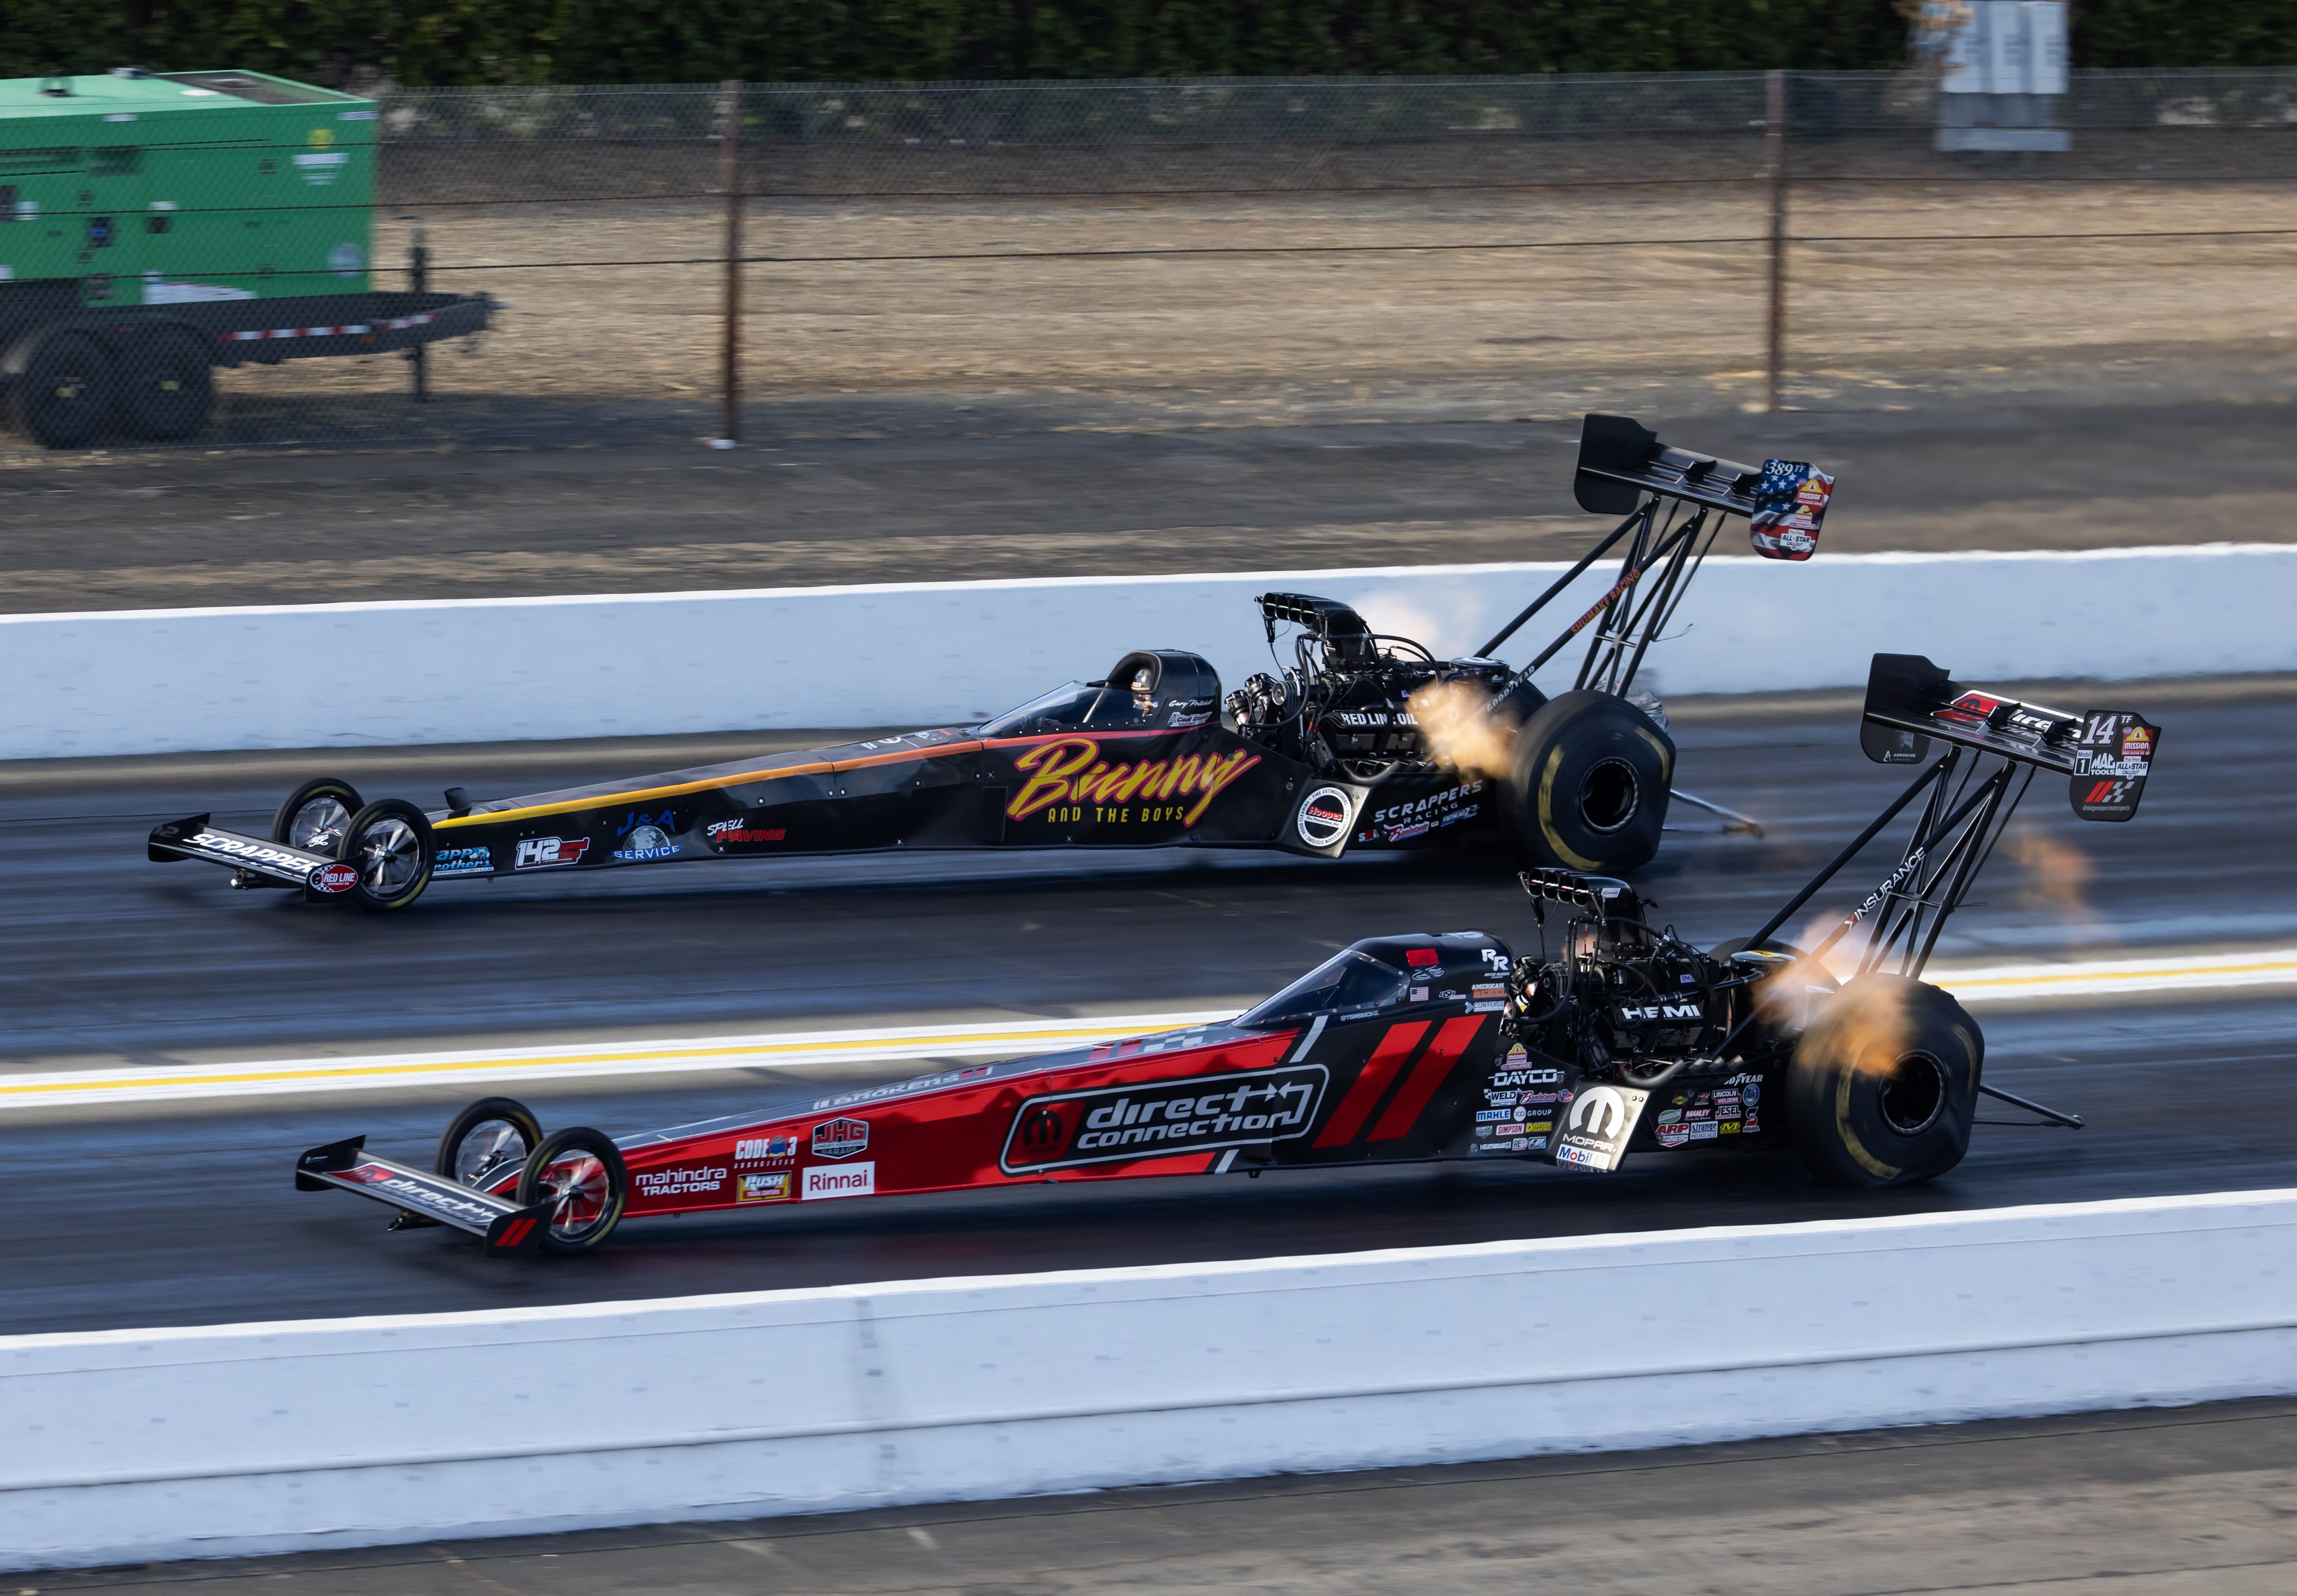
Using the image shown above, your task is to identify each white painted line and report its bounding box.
[0,1010,1240,1110]
[5,946,2291,1111]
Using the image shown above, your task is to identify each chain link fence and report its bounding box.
[8,69,2297,452]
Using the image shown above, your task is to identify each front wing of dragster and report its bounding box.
[296,1135,554,1255]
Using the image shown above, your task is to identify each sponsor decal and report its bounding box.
[1370,781,1482,827]
[1295,786,1355,848]
[812,1117,869,1160]
[186,832,319,873]
[1656,1124,1691,1148]
[1936,690,2003,727]
[310,861,360,894]
[1498,1122,1526,1136]
[1656,1108,1683,1125]
[1493,1068,1565,1088]
[1167,709,1214,731]
[1690,1120,1721,1141]
[513,836,589,870]
[707,817,788,847]
[1406,948,1440,968]
[1472,983,1506,1001]
[612,822,681,864]
[1554,1083,1649,1174]
[735,1136,796,1162]
[802,1161,876,1200]
[814,1064,994,1112]
[1740,1084,1761,1106]
[433,845,493,877]
[337,1164,501,1225]
[1006,738,1262,827]
[1476,1108,1511,1123]
[1618,1001,1703,1023]
[1484,1090,1519,1106]
[737,1172,792,1203]
[635,1165,726,1196]
[1001,1065,1328,1174]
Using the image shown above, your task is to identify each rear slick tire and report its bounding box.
[337,798,433,912]
[1504,690,1674,876]
[1788,975,1983,1189]
[517,1127,628,1254]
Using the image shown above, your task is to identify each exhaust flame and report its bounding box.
[1406,679,1521,783]
[2005,822,2096,923]
[1750,908,1918,1077]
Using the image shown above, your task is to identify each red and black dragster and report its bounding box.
[297,653,2160,1254]
[155,414,1830,910]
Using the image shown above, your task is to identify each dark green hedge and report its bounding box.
[1,1,2294,87]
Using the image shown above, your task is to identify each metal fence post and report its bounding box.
[409,222,428,404]
[717,79,744,447]
[1765,69,1788,413]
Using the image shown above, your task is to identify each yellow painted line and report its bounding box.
[0,1010,1241,1110]
[7,947,2292,1113]
[1933,949,2297,1000]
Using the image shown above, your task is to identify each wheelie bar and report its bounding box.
[296,1136,553,1256]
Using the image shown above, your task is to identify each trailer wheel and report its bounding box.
[272,776,365,854]
[117,327,216,440]
[13,331,116,448]
[437,1097,543,1192]
[1788,975,1983,1189]
[517,1128,628,1254]
[337,798,433,912]
[1503,690,1674,876]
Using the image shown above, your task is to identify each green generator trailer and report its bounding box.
[0,68,489,445]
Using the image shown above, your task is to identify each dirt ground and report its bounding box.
[8,179,2297,611]
[236,178,2297,417]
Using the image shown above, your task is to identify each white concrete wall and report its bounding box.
[6,1188,2295,1570]
[4,544,2292,760]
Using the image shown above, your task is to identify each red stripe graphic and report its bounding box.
[1367,1015,1486,1142]
[1312,1021,1430,1148]
[495,1218,535,1247]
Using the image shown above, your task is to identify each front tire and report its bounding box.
[1788,975,1983,1188]
[437,1097,543,1192]
[1504,690,1674,875]
[517,1128,628,1254]
[273,776,364,853]
[338,798,433,911]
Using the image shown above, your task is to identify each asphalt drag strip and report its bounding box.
[3,988,2291,1337]
[29,1398,2297,1593]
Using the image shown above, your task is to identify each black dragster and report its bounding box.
[152,413,1835,911]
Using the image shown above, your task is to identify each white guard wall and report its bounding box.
[6,1189,2297,1570]
[4,543,2293,759]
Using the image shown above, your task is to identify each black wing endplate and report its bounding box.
[1859,654,2160,822]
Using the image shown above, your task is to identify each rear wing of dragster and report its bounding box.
[1859,653,2161,823]
[1476,413,1836,702]
[1745,653,2164,994]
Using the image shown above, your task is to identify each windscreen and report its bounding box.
[981,684,1153,736]
[1237,950,1412,1028]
